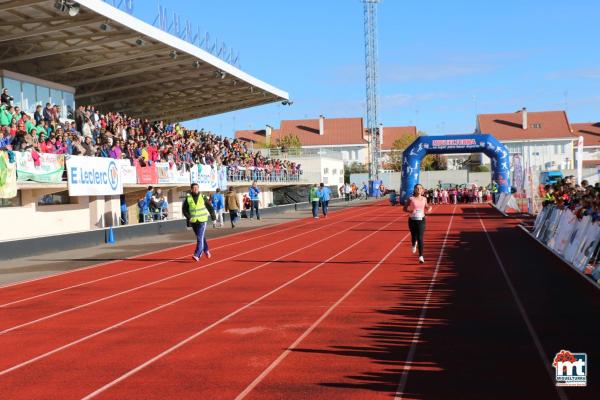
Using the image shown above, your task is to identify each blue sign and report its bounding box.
[400,134,510,204]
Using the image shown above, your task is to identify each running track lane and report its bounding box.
[0,205,392,398]
[0,205,382,373]
[80,205,442,399]
[0,204,376,331]
[0,201,366,299]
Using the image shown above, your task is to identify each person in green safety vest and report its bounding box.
[309,183,320,219]
[182,183,215,262]
[491,181,499,204]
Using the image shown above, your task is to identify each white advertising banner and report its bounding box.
[156,162,191,184]
[116,159,137,184]
[66,156,123,196]
[190,164,218,192]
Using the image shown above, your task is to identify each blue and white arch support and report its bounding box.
[400,134,510,204]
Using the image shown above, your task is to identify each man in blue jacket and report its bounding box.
[318,183,332,218]
[249,181,261,220]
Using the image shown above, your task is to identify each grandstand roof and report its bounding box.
[571,122,600,147]
[477,110,575,141]
[0,0,288,121]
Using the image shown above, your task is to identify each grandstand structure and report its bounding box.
[0,0,303,241]
[0,0,288,120]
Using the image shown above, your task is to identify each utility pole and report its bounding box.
[363,0,381,181]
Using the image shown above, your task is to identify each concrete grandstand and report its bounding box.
[0,0,324,242]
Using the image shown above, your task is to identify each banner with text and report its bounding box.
[66,156,123,196]
[136,163,158,184]
[156,162,191,184]
[15,152,64,183]
[190,164,218,192]
[116,159,137,184]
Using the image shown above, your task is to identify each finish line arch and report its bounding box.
[399,134,510,204]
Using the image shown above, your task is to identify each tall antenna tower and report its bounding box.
[363,0,380,181]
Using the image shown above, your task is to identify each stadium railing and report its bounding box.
[524,204,600,288]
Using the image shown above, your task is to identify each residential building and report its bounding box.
[476,108,575,171]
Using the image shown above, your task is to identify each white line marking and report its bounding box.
[0,207,384,376]
[476,207,568,400]
[80,210,405,399]
[235,233,410,399]
[0,207,377,335]
[394,205,457,400]
[0,219,314,308]
[0,202,366,290]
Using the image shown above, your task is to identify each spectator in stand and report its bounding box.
[225,186,240,228]
[1,88,13,106]
[249,181,261,220]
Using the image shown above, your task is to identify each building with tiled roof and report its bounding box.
[235,116,416,165]
[571,122,600,167]
[476,108,577,170]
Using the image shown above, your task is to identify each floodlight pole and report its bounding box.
[363,0,380,181]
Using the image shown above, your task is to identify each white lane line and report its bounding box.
[394,205,457,400]
[235,233,410,399]
[0,219,315,308]
[80,211,406,400]
[476,207,568,400]
[0,201,368,290]
[0,207,386,376]
[0,207,378,336]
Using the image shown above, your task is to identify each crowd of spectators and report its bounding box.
[426,186,491,204]
[0,90,301,180]
[541,176,600,221]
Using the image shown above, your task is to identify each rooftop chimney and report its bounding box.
[265,125,272,145]
[319,115,325,136]
[522,107,528,130]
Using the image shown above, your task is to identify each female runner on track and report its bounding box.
[404,183,433,264]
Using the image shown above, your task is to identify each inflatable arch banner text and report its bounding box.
[400,134,510,204]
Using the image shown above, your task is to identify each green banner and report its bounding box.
[15,152,64,183]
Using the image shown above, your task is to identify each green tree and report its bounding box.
[471,165,490,172]
[271,134,302,150]
[422,154,448,171]
[388,133,419,172]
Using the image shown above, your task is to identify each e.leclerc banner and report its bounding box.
[66,156,123,196]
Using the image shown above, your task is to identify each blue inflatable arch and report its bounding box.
[400,134,510,204]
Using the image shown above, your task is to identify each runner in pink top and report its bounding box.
[404,184,432,264]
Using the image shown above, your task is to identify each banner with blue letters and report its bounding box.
[66,156,123,196]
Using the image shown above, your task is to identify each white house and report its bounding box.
[476,108,576,171]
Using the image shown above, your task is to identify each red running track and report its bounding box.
[0,203,598,399]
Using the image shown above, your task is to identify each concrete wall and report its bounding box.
[286,155,345,189]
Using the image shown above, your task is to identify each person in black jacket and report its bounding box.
[182,183,216,261]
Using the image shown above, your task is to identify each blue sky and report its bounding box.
[131,0,600,137]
